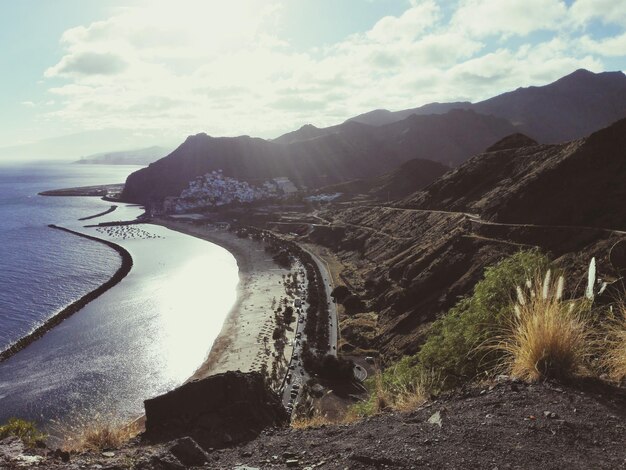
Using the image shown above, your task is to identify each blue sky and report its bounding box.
[1,0,625,156]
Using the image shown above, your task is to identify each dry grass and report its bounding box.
[492,272,592,382]
[350,364,439,417]
[61,417,143,452]
[603,303,626,382]
[290,409,359,429]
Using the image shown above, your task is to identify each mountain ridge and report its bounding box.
[122,109,516,203]
[336,69,626,143]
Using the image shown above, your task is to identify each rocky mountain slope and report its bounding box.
[404,118,626,231]
[319,158,449,201]
[347,69,626,143]
[311,119,626,359]
[121,110,515,203]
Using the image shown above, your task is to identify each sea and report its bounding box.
[0,161,238,430]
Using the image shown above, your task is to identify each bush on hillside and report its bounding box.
[331,285,351,303]
[0,418,46,447]
[416,250,550,386]
[493,271,592,381]
[351,357,441,417]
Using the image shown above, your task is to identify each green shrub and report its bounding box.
[417,250,550,387]
[0,418,46,447]
[351,356,442,417]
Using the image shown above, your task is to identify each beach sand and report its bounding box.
[153,219,297,382]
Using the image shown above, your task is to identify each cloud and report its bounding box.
[451,0,568,37]
[45,52,128,77]
[580,32,626,56]
[570,0,626,26]
[21,101,36,107]
[40,0,625,140]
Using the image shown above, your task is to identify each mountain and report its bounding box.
[122,109,516,203]
[75,146,173,165]
[472,69,626,142]
[318,158,450,201]
[272,124,333,145]
[345,102,472,127]
[404,118,626,230]
[345,69,626,143]
[311,119,626,358]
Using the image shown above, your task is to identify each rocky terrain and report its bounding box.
[3,378,625,469]
[309,119,626,359]
[317,158,449,201]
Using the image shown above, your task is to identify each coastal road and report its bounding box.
[300,245,338,357]
[279,261,311,413]
[279,245,339,414]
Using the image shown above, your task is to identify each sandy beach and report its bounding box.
[154,219,298,383]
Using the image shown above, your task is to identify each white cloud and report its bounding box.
[45,51,128,77]
[21,101,36,107]
[40,0,625,140]
[570,0,626,26]
[580,32,626,56]
[452,0,568,37]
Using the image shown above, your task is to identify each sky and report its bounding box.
[1,0,625,156]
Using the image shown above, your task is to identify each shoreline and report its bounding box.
[152,218,294,383]
[78,205,117,221]
[39,183,124,198]
[0,225,133,363]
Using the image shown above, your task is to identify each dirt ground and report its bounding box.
[213,378,626,469]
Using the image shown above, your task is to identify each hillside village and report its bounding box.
[163,170,299,213]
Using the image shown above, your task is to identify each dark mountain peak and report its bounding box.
[486,133,538,152]
[184,132,211,143]
[273,123,329,145]
[548,68,626,91]
[345,109,392,125]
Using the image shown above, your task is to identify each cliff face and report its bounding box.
[317,120,626,359]
[121,110,516,203]
[143,371,288,450]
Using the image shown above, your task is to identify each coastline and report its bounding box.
[152,218,294,382]
[0,225,133,363]
[78,205,117,221]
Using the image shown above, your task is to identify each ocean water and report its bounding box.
[0,162,239,428]
[0,162,137,351]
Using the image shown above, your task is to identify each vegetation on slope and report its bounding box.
[351,249,626,418]
[0,418,45,447]
[492,271,592,381]
[417,250,550,387]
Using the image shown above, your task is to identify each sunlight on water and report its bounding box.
[159,254,238,379]
[0,166,241,426]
